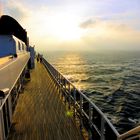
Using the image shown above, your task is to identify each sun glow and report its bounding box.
[34,13,84,41]
[48,15,85,41]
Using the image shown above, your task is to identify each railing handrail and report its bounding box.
[41,55,140,140]
[0,53,30,140]
[41,56,120,139]
[119,126,140,139]
[0,53,30,110]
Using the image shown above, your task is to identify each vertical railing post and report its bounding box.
[101,117,105,140]
[56,71,59,82]
[19,75,22,92]
[55,70,56,79]
[59,73,61,85]
[58,73,61,92]
[54,69,56,79]
[68,83,71,109]
[80,94,83,131]
[60,75,62,87]
[56,71,58,88]
[68,83,70,93]
[64,79,66,89]
[58,73,61,96]
[0,98,2,105]
[64,79,67,104]
[56,70,58,80]
[0,109,5,140]
[80,94,83,112]
[89,103,93,140]
[73,88,76,117]
[59,75,63,99]
[8,94,12,123]
[58,73,60,85]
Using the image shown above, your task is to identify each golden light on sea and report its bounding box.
[55,53,89,90]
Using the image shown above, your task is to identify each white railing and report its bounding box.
[0,54,30,140]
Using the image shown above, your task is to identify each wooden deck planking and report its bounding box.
[8,62,83,140]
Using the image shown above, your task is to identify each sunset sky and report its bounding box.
[1,0,140,51]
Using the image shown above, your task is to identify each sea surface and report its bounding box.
[43,50,140,133]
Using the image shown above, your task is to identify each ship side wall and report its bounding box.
[0,35,27,58]
[0,35,16,57]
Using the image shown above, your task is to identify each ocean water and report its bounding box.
[43,50,140,133]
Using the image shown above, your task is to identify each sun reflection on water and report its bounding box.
[53,53,89,90]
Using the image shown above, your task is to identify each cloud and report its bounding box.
[4,0,30,22]
[3,0,140,51]
[80,17,127,29]
[79,17,140,50]
[0,2,3,16]
[79,19,98,28]
[79,17,140,36]
[3,0,50,44]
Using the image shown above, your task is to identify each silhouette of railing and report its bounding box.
[42,56,140,140]
[42,57,120,140]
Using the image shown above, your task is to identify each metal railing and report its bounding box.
[42,56,140,140]
[119,126,140,140]
[0,54,30,140]
[0,68,28,140]
[42,57,120,140]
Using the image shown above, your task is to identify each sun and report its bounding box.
[38,13,84,41]
[51,22,83,41]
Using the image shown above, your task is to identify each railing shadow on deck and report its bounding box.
[42,56,140,140]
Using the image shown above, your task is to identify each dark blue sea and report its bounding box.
[43,50,140,133]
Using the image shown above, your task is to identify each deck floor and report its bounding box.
[8,62,83,140]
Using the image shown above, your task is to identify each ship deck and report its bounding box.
[0,56,12,68]
[8,62,83,140]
